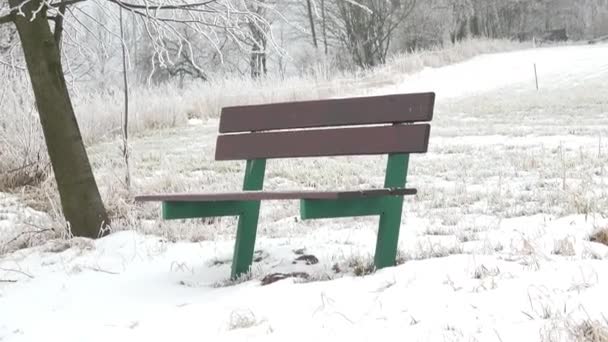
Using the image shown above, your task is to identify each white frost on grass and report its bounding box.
[2,43,608,341]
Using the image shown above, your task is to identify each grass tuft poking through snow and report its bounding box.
[590,228,608,247]
[568,318,608,342]
[336,254,376,277]
[553,236,577,256]
[227,309,261,331]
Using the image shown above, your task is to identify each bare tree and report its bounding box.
[244,0,271,78]
[156,29,209,85]
[0,0,275,238]
[321,0,327,54]
[332,0,416,68]
[1,0,110,239]
[305,0,318,48]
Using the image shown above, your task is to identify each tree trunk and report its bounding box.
[249,21,267,79]
[250,44,267,79]
[306,0,318,48]
[321,0,328,55]
[9,0,110,238]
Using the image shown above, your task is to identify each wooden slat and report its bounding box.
[219,92,435,133]
[135,188,417,202]
[215,124,430,160]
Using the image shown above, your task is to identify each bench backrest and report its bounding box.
[215,92,434,161]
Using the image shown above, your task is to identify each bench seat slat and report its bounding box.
[135,188,417,202]
[219,92,435,133]
[215,124,430,160]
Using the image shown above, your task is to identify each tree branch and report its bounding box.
[53,4,66,48]
[0,267,34,279]
[0,12,15,24]
[49,0,87,8]
[107,0,218,11]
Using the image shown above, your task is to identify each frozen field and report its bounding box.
[1,43,608,341]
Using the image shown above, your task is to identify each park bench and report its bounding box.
[135,92,435,279]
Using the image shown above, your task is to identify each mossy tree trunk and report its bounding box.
[7,0,110,238]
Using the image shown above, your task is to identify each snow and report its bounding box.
[0,193,54,255]
[2,43,608,341]
[371,44,608,99]
[1,221,607,341]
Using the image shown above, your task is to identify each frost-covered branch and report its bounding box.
[106,0,219,11]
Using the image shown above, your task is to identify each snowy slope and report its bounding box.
[2,43,608,342]
[370,44,608,99]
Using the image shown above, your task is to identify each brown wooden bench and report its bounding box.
[136,92,435,279]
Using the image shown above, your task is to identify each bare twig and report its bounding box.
[0,58,26,70]
[84,266,120,274]
[0,267,35,279]
[49,0,87,7]
[4,161,37,174]
[119,6,131,190]
[53,4,67,49]
[521,310,535,320]
[3,228,55,247]
[107,0,218,11]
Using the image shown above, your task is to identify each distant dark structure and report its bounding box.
[516,28,569,43]
[588,34,608,44]
[541,28,569,42]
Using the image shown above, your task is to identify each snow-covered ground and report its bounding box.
[0,194,55,256]
[370,43,608,99]
[2,44,608,342]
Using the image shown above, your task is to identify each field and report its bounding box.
[1,43,608,341]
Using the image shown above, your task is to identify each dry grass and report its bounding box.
[473,264,500,279]
[10,72,604,256]
[227,309,260,330]
[590,229,608,246]
[0,38,542,256]
[569,319,608,342]
[2,40,607,266]
[0,164,48,192]
[0,38,534,184]
[0,192,62,256]
[336,255,376,277]
[543,316,608,342]
[553,236,577,256]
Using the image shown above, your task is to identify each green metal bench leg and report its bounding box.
[375,197,405,268]
[374,153,410,269]
[231,159,266,279]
